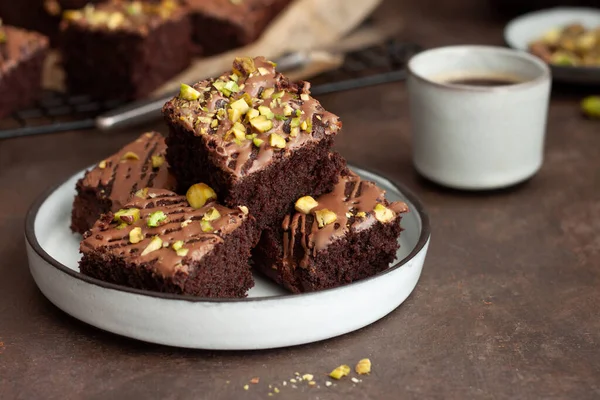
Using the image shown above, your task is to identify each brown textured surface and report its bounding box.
[1,0,600,398]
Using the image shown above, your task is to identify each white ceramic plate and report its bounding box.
[25,166,430,350]
[504,7,600,84]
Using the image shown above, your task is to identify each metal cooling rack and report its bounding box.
[0,40,421,140]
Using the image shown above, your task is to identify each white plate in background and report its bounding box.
[504,7,600,84]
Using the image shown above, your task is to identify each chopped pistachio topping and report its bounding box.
[356,211,367,218]
[147,210,167,227]
[315,209,337,228]
[302,374,314,381]
[141,236,162,256]
[200,220,213,232]
[300,93,310,101]
[373,203,395,223]
[232,57,256,76]
[151,155,164,169]
[257,67,269,75]
[98,160,107,169]
[329,365,351,380]
[114,208,140,225]
[121,151,139,161]
[272,90,285,99]
[274,114,287,121]
[282,103,294,116]
[290,127,300,137]
[300,120,308,131]
[179,83,201,101]
[355,358,372,374]
[134,188,149,199]
[171,240,184,251]
[238,205,249,215]
[129,227,143,244]
[250,115,273,133]
[106,12,124,30]
[210,119,219,128]
[230,98,250,114]
[116,222,127,230]
[181,219,192,228]
[261,88,275,99]
[290,117,301,128]
[176,248,189,257]
[269,133,286,149]
[202,207,221,221]
[228,108,242,123]
[226,122,247,141]
[246,108,260,120]
[295,196,318,214]
[258,105,274,119]
[186,183,217,209]
[253,138,264,147]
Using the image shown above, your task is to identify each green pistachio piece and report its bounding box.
[269,133,286,149]
[179,83,201,101]
[114,208,140,225]
[274,114,287,121]
[151,155,164,169]
[141,236,162,256]
[232,57,256,76]
[253,138,264,147]
[200,220,214,232]
[258,105,274,119]
[147,210,167,227]
[290,127,300,137]
[282,103,294,116]
[272,90,285,99]
[171,240,184,251]
[202,207,221,221]
[230,98,250,114]
[300,93,310,101]
[226,122,246,141]
[212,80,231,97]
[176,248,189,257]
[246,108,260,120]
[223,80,239,94]
[261,88,275,99]
[250,115,273,132]
[134,188,149,199]
[290,117,301,128]
[581,96,600,118]
[129,227,143,244]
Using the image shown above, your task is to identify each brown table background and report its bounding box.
[1,0,599,399]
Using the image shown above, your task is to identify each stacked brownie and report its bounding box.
[75,56,409,298]
[0,24,49,118]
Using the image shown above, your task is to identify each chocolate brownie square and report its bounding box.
[60,0,192,100]
[0,25,48,119]
[186,0,291,56]
[79,188,258,297]
[162,56,346,229]
[71,132,176,234]
[252,171,409,293]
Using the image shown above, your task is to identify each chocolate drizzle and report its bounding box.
[163,56,342,178]
[281,172,409,269]
[81,188,248,278]
[81,132,176,211]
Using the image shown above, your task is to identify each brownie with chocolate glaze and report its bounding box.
[186,0,291,56]
[70,132,176,234]
[79,189,258,297]
[252,171,409,293]
[0,25,48,119]
[60,0,192,100]
[162,56,346,229]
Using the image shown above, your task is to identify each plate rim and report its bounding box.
[503,6,600,74]
[24,164,431,304]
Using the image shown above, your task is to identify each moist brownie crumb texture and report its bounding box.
[77,56,409,297]
[80,189,258,297]
[71,132,176,234]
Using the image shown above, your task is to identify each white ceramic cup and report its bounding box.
[407,45,551,190]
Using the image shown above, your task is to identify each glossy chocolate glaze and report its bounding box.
[281,172,409,269]
[81,188,249,278]
[81,132,176,211]
[163,56,342,178]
